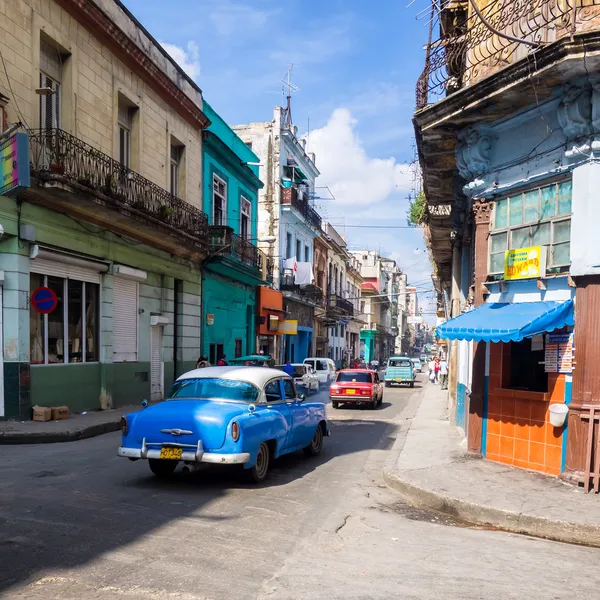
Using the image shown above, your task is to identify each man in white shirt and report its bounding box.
[439,359,449,390]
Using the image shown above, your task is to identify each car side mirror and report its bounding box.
[297,394,306,402]
[141,399,148,409]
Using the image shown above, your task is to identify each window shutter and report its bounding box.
[30,257,102,284]
[113,278,138,362]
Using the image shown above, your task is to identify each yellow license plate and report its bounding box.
[395,378,403,382]
[346,389,356,395]
[159,447,183,460]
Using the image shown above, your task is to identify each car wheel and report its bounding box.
[248,442,270,483]
[303,425,324,457]
[385,382,390,388]
[370,397,377,410]
[332,401,339,409]
[410,382,415,388]
[378,395,383,406]
[149,459,178,478]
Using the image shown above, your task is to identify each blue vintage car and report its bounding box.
[118,366,329,483]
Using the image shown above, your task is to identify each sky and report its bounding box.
[122,0,435,314]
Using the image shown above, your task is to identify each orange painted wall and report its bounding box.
[485,342,565,475]
[258,287,283,336]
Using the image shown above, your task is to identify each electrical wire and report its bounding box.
[0,47,30,131]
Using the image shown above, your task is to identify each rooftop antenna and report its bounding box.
[281,64,299,129]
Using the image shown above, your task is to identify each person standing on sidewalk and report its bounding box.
[434,357,441,384]
[439,358,448,390]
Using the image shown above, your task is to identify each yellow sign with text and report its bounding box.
[277,320,298,335]
[504,246,545,281]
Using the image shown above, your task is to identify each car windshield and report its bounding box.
[337,372,372,383]
[389,359,411,368]
[168,378,259,402]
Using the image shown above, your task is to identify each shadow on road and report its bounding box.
[0,409,397,594]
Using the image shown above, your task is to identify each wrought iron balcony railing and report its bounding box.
[209,225,259,268]
[416,0,600,109]
[327,293,354,316]
[281,185,322,230]
[280,273,324,304]
[28,128,209,240]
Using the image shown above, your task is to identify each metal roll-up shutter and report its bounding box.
[113,277,138,362]
[30,258,102,284]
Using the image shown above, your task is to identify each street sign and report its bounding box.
[31,287,59,314]
[1,132,31,196]
[504,246,546,280]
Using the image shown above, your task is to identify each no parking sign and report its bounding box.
[31,287,59,314]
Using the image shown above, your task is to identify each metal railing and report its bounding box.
[280,273,324,304]
[28,128,209,239]
[209,225,259,267]
[281,185,322,230]
[416,0,600,109]
[327,293,354,316]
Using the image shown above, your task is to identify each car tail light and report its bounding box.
[232,421,240,442]
[361,389,370,396]
[330,385,339,393]
[120,416,128,435]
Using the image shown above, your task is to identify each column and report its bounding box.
[468,198,492,454]
[448,238,462,417]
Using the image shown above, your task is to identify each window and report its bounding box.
[113,278,138,362]
[118,102,135,168]
[29,274,99,364]
[504,339,547,393]
[39,39,62,130]
[337,371,372,383]
[286,232,293,259]
[296,239,302,261]
[169,378,259,402]
[240,197,251,240]
[490,181,572,276]
[209,343,224,365]
[304,245,310,263]
[245,141,253,150]
[170,144,183,197]
[235,338,243,358]
[213,174,227,226]
[265,379,283,402]
[360,301,365,314]
[283,379,296,399]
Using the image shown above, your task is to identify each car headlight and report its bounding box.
[232,421,240,442]
[120,416,128,435]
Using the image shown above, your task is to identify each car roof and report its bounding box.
[177,366,291,387]
[228,355,270,362]
[338,368,375,373]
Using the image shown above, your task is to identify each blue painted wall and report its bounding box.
[284,326,313,363]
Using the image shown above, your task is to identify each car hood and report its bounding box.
[128,399,247,450]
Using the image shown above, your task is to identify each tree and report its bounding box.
[407,191,426,226]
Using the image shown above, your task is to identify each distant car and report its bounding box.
[276,363,319,394]
[117,367,329,483]
[419,354,428,363]
[329,369,384,410]
[228,355,271,366]
[304,357,337,388]
[385,357,415,387]
[411,358,422,373]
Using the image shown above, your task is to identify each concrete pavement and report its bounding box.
[384,380,600,546]
[0,406,139,444]
[3,379,600,599]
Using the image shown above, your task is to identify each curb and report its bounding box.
[0,420,121,445]
[383,386,600,548]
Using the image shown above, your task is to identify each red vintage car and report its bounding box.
[329,369,384,410]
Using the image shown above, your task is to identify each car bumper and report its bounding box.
[118,438,250,464]
[330,395,372,403]
[385,379,415,383]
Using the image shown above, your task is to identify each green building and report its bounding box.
[202,102,267,363]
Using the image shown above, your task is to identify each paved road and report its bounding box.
[2,376,600,599]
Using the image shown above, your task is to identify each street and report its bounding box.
[1,375,599,600]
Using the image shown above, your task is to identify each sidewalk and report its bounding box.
[384,382,600,547]
[0,406,139,444]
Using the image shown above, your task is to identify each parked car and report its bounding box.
[117,367,329,483]
[304,357,336,388]
[329,369,383,410]
[419,354,428,363]
[411,358,422,373]
[276,363,319,394]
[384,357,415,387]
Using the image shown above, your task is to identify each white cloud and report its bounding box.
[306,108,411,206]
[160,41,201,81]
[209,2,272,36]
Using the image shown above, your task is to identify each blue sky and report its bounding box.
[122,0,435,312]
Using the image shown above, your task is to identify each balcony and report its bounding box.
[327,293,354,316]
[27,128,209,259]
[416,1,600,109]
[281,185,322,230]
[280,273,324,305]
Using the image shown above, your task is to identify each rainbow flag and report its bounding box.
[1,132,30,196]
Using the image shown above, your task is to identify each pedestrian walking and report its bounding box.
[283,360,295,378]
[428,358,435,383]
[196,356,210,369]
[439,358,448,390]
[434,357,441,384]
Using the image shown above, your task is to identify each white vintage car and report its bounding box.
[277,363,320,394]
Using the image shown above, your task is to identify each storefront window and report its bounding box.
[489,180,572,277]
[30,274,99,365]
[503,339,548,393]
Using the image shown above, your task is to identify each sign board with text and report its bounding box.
[545,333,574,374]
[1,132,30,196]
[504,246,546,281]
[278,320,298,335]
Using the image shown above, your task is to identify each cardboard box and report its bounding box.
[51,406,69,420]
[32,406,52,422]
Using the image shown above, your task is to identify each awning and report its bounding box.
[436,300,574,343]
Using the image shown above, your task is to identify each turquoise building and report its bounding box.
[202,102,266,363]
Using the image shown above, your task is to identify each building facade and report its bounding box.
[415,0,600,479]
[0,0,211,418]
